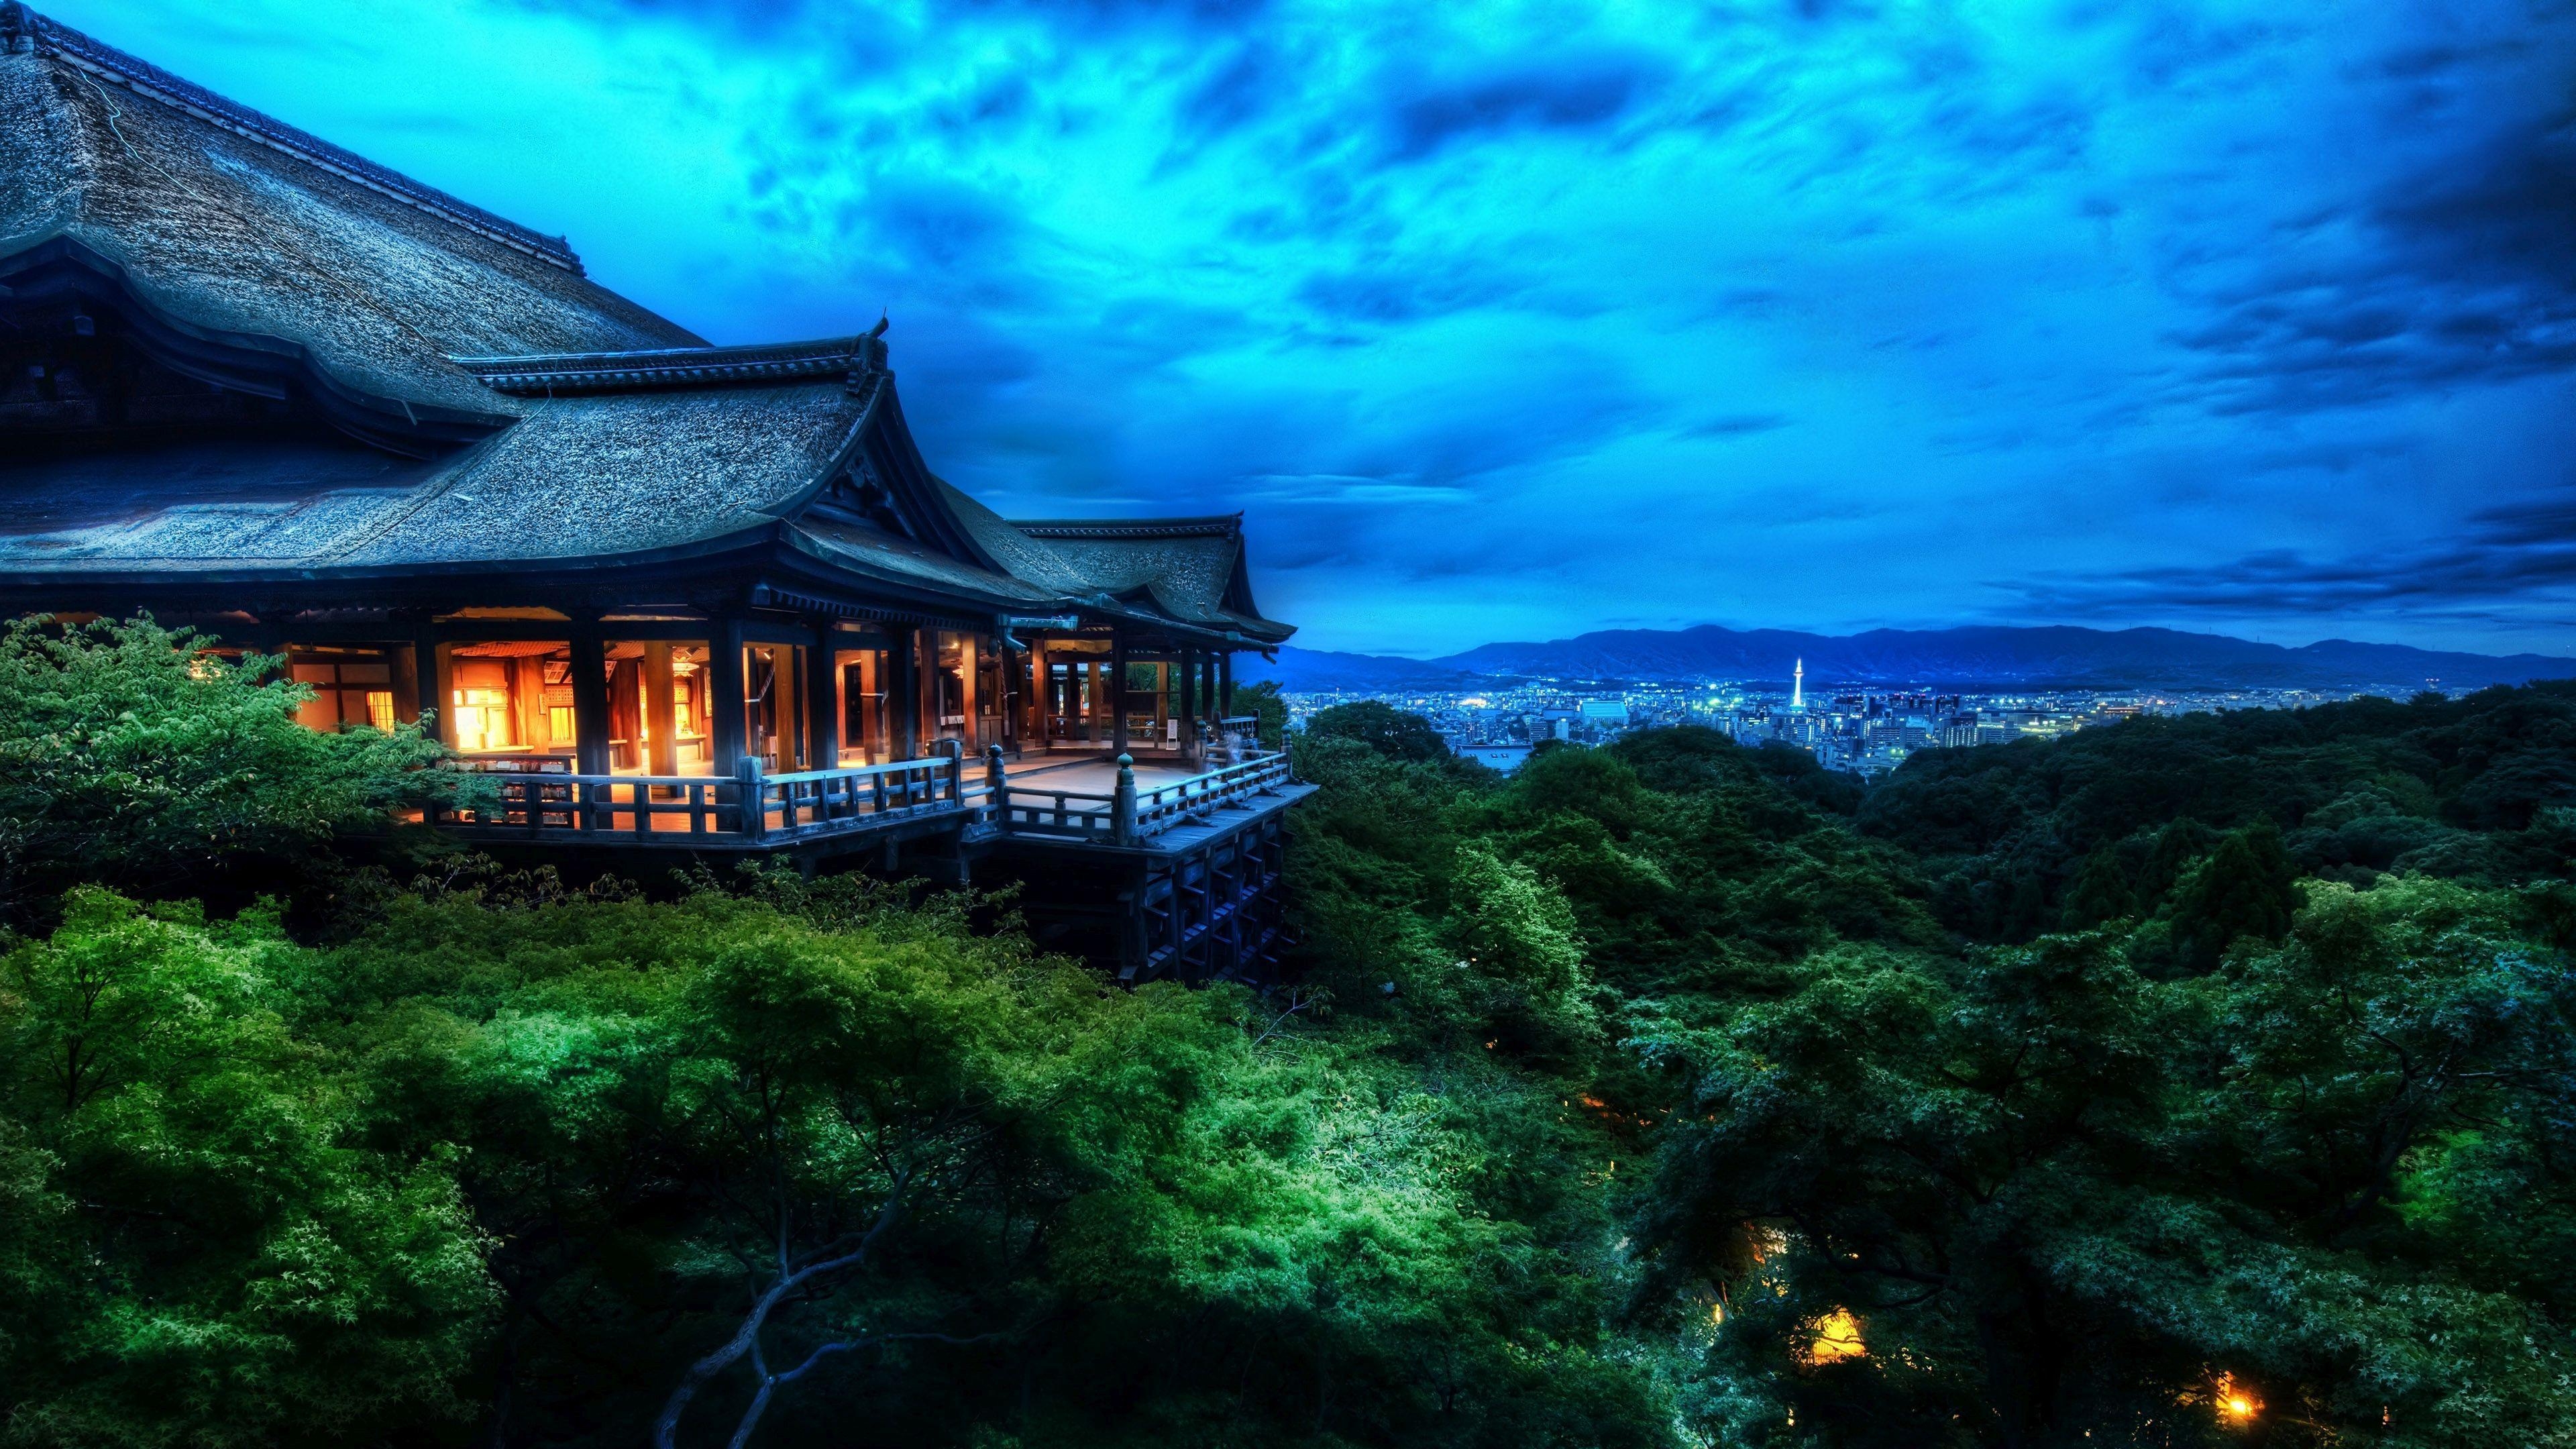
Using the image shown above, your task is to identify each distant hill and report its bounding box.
[1236,647,1481,692]
[1238,625,2576,693]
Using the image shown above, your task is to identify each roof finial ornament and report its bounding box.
[851,312,890,384]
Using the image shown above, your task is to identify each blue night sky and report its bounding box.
[44,0,2576,657]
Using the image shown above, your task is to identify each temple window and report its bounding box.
[446,641,572,761]
[289,649,396,733]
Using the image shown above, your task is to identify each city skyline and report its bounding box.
[40,0,2576,657]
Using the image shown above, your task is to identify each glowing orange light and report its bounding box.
[1805,1308,1866,1364]
[2214,1373,2260,1424]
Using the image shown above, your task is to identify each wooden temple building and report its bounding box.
[0,5,1309,980]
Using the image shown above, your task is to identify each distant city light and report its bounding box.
[1279,663,2414,776]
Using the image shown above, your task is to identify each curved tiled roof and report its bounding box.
[0,382,867,572]
[0,7,1294,645]
[1012,517,1293,643]
[0,8,702,419]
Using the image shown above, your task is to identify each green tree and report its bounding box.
[2163,818,2301,971]
[2059,846,2137,929]
[1635,879,2576,1448]
[0,614,473,922]
[0,889,495,1448]
[1300,700,1452,763]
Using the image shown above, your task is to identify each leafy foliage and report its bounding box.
[0,615,474,924]
[0,890,494,1448]
[1859,684,2576,941]
[1300,700,1452,763]
[12,624,2576,1448]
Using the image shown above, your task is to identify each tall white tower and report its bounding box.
[1792,657,1805,711]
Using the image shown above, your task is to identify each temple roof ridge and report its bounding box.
[452,333,892,395]
[1010,515,1244,540]
[1,2,584,272]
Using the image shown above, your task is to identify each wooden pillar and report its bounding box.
[914,629,938,753]
[1218,650,1232,716]
[643,643,678,775]
[1028,639,1048,749]
[1179,646,1199,760]
[708,615,747,774]
[893,627,922,758]
[1111,631,1130,753]
[959,633,980,750]
[390,639,421,725]
[511,655,545,751]
[414,625,452,747]
[808,630,841,768]
[570,624,611,775]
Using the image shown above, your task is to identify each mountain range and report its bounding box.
[1237,625,2576,693]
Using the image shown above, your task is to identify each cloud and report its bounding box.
[2002,496,2576,626]
[1680,413,1792,439]
[2166,93,2576,416]
[1378,53,1665,162]
[63,0,2576,656]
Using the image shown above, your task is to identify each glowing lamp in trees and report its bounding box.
[1805,1308,1866,1364]
[2214,1373,2260,1426]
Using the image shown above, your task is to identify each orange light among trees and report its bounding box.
[1806,1308,1866,1364]
[2214,1373,2260,1424]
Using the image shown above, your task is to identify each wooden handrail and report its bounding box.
[435,750,1289,847]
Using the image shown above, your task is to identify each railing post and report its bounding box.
[985,745,1008,826]
[737,754,766,841]
[938,737,963,804]
[1113,752,1138,846]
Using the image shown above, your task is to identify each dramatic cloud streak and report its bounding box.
[48,0,2576,654]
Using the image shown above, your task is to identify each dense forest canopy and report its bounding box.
[5,618,2575,1448]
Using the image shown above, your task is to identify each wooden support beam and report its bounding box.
[912,628,936,755]
[1028,639,1047,749]
[1179,646,1199,761]
[806,631,841,767]
[709,615,747,774]
[415,625,453,747]
[1112,631,1130,753]
[390,636,423,727]
[643,642,678,776]
[570,624,612,776]
[894,627,924,758]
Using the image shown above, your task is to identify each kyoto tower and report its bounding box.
[1791,657,1805,711]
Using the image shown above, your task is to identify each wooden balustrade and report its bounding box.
[978,749,1291,845]
[436,754,966,843]
[435,745,1291,849]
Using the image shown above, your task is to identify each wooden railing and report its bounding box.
[980,747,1292,845]
[436,743,1295,849]
[437,753,965,843]
[1216,715,1263,756]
